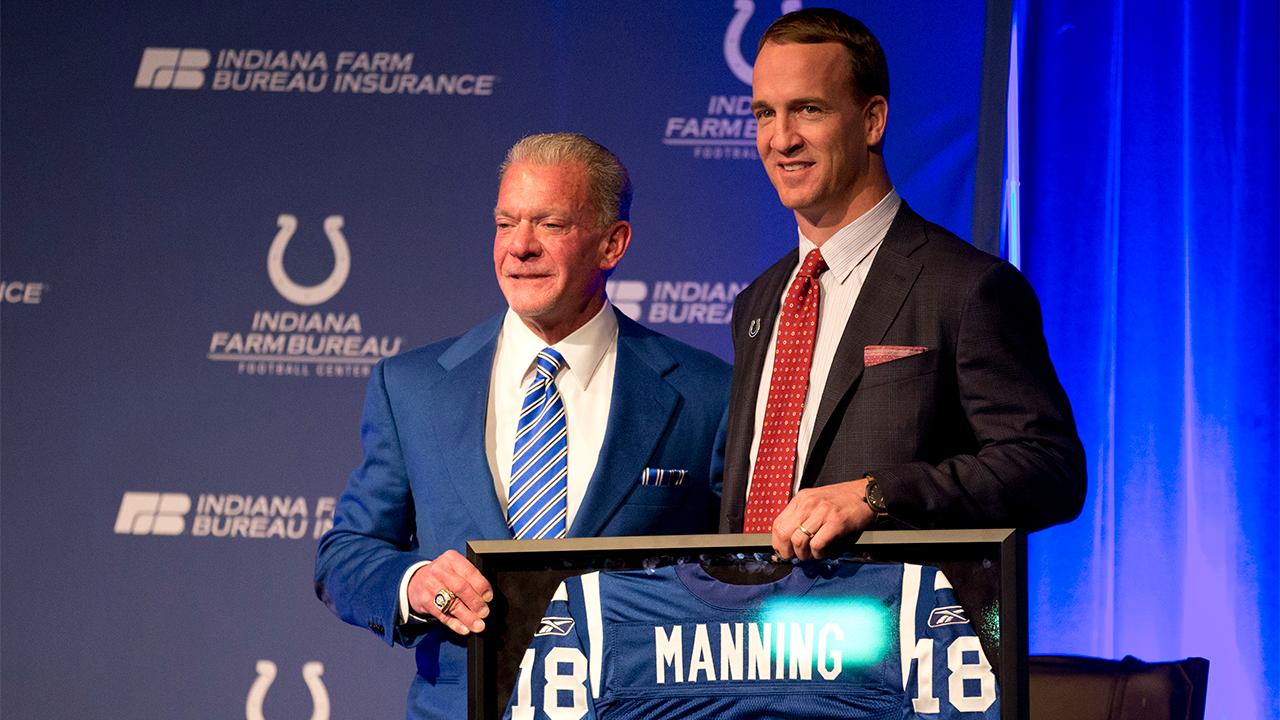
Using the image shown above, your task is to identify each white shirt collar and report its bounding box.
[798,188,901,283]
[500,301,618,390]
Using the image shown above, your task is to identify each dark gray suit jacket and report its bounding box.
[720,203,1085,532]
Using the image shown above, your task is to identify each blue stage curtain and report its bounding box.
[1017,0,1279,717]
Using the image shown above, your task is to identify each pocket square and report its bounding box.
[641,468,686,486]
[864,345,929,367]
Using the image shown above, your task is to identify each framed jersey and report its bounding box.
[468,529,1026,720]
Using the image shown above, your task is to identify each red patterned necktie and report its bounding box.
[744,248,828,533]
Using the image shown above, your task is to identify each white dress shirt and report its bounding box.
[747,189,902,493]
[486,302,618,522]
[400,302,618,622]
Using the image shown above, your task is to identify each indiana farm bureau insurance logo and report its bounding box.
[205,214,404,379]
[0,280,47,305]
[114,491,336,541]
[608,279,744,326]
[661,0,801,160]
[135,46,496,96]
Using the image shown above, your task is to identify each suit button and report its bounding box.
[369,622,385,634]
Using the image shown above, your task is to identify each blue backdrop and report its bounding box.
[1018,1,1279,719]
[1,2,993,718]
[3,1,1275,718]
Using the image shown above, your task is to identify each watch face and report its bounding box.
[866,480,888,513]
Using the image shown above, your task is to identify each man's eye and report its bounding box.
[800,105,822,115]
[754,108,774,120]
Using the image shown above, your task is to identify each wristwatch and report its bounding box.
[863,474,889,516]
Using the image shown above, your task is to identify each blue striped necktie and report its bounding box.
[507,347,569,540]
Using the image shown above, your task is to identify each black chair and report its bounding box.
[1029,654,1209,720]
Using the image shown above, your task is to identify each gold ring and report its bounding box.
[432,588,458,615]
[797,524,814,539]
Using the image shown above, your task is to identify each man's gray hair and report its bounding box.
[499,132,633,230]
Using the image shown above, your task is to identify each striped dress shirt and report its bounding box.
[747,189,902,493]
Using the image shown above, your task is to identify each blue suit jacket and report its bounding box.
[315,308,730,719]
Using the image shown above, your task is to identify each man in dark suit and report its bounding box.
[720,9,1085,558]
[315,133,730,719]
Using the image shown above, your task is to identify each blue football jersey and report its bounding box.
[503,561,999,719]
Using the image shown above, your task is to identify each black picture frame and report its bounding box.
[467,529,1026,720]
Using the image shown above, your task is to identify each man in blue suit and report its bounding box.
[315,132,731,719]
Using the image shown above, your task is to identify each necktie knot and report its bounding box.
[534,347,566,379]
[797,248,828,279]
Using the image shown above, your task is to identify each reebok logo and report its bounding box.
[534,617,575,637]
[114,492,192,535]
[927,605,970,628]
[135,48,211,89]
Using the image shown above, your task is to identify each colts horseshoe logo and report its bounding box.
[246,660,330,720]
[723,0,804,86]
[267,214,351,306]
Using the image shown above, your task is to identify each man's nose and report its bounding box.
[770,116,803,155]
[507,222,539,257]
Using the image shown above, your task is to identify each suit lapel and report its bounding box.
[722,251,797,515]
[804,206,926,476]
[568,311,679,537]
[427,315,513,539]
[731,251,797,438]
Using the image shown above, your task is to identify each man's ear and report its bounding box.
[864,95,888,147]
[599,220,632,271]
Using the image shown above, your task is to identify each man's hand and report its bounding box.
[772,478,876,560]
[407,549,494,636]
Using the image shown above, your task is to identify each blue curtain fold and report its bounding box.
[1018,1,1279,718]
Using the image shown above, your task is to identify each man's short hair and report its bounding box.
[499,132,633,231]
[758,8,890,103]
